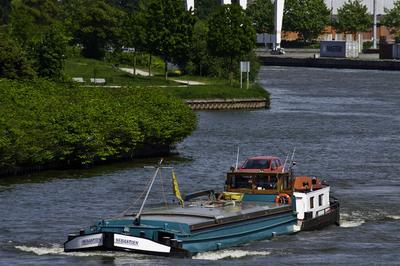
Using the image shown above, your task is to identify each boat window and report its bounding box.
[310,197,314,209]
[242,159,270,169]
[230,175,252,189]
[319,194,323,206]
[255,175,277,189]
[283,175,288,189]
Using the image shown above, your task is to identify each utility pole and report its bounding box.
[373,0,377,49]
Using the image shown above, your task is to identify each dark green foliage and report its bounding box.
[107,0,140,11]
[188,20,209,76]
[0,36,35,79]
[0,0,11,25]
[135,0,196,78]
[72,0,125,58]
[283,0,330,42]
[194,0,220,19]
[246,0,274,33]
[208,4,255,59]
[207,4,256,81]
[33,25,68,79]
[0,79,196,172]
[334,0,372,34]
[381,0,400,40]
[8,0,61,46]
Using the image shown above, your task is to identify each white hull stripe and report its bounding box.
[64,233,103,250]
[113,234,171,253]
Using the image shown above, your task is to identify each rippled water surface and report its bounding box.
[1,66,399,265]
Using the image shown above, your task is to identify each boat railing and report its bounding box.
[315,199,339,218]
[184,189,216,202]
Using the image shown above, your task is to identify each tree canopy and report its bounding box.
[381,0,400,41]
[246,0,275,34]
[132,0,196,78]
[0,0,11,25]
[0,35,35,79]
[32,24,68,79]
[194,0,221,20]
[207,4,256,81]
[72,0,124,58]
[283,0,330,42]
[334,0,372,34]
[208,4,255,60]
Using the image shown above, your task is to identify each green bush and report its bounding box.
[362,41,373,52]
[0,79,196,173]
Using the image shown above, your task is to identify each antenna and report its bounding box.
[282,154,289,173]
[289,147,296,169]
[235,146,240,171]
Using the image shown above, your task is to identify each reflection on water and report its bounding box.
[1,66,400,265]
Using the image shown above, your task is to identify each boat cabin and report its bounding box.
[225,172,293,196]
[293,176,330,220]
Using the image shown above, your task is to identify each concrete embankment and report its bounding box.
[185,98,269,110]
[259,56,400,71]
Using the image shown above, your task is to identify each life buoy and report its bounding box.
[274,193,292,205]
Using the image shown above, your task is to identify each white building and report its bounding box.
[186,0,248,11]
[324,0,395,15]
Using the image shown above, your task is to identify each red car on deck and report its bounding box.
[238,156,284,173]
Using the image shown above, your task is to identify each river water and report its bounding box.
[1,66,399,265]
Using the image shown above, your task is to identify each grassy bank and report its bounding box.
[64,57,269,101]
[64,57,178,86]
[164,83,268,100]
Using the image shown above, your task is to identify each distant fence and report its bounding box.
[185,98,268,110]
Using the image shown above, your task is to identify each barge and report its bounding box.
[64,158,339,257]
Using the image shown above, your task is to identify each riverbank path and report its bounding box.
[119,67,206,85]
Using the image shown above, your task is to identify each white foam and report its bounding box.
[16,245,66,256]
[387,215,400,220]
[193,249,270,260]
[339,219,365,228]
[14,245,142,258]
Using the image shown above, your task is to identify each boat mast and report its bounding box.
[134,159,163,225]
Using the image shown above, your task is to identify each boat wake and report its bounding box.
[339,212,365,228]
[386,215,400,220]
[339,210,400,228]
[15,245,271,261]
[339,219,365,228]
[14,245,144,259]
[193,249,271,260]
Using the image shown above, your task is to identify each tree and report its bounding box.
[0,34,35,79]
[72,0,124,58]
[246,0,274,34]
[190,20,209,76]
[107,0,140,11]
[283,0,330,42]
[8,0,61,46]
[334,0,372,35]
[33,24,68,79]
[139,0,196,79]
[195,0,221,20]
[0,0,11,25]
[381,0,400,41]
[207,4,256,82]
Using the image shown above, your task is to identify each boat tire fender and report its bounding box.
[274,193,292,205]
